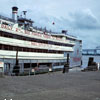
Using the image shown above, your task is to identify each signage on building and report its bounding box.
[0,24,65,43]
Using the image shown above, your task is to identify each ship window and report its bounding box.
[13,47,16,51]
[9,46,13,50]
[0,43,64,54]
[18,47,22,51]
[2,22,9,25]
[4,45,9,50]
[0,44,3,49]
[0,32,3,36]
[8,35,13,38]
[24,63,31,68]
[4,34,9,37]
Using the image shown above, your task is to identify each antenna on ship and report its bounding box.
[23,11,27,18]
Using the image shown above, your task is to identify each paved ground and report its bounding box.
[0,71,100,100]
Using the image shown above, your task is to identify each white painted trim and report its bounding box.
[0,50,66,60]
[0,37,73,52]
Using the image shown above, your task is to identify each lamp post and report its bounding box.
[63,53,69,73]
[13,47,20,76]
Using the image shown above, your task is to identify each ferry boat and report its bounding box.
[0,7,82,75]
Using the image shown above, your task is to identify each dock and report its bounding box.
[0,71,100,100]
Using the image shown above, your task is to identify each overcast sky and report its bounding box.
[0,0,100,49]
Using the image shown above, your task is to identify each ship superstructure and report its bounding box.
[0,7,82,75]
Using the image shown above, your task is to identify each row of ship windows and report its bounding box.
[0,44,64,54]
[0,31,73,47]
[24,62,65,68]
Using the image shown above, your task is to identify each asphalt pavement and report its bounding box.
[0,71,100,100]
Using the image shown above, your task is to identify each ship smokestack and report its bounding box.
[12,6,18,21]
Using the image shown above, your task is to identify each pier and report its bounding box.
[0,71,100,100]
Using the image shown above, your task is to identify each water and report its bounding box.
[53,55,100,69]
[82,55,100,68]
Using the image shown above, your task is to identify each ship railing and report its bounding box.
[4,67,53,76]
[0,15,77,39]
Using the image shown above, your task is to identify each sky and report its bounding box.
[0,0,100,49]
